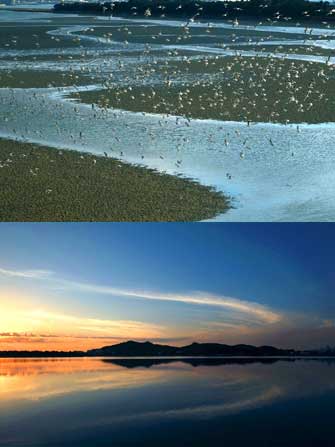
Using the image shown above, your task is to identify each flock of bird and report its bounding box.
[0,8,334,183]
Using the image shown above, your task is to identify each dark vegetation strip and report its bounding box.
[54,0,335,22]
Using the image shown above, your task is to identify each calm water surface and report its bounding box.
[0,357,335,446]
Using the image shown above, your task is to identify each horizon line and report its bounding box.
[0,339,334,354]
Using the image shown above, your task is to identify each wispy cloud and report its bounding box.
[0,304,179,351]
[0,307,167,353]
[0,268,53,280]
[53,279,282,324]
[0,265,282,325]
[0,308,164,338]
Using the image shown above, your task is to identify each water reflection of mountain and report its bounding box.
[102,357,335,369]
[2,357,335,446]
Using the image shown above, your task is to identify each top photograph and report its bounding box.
[0,0,334,222]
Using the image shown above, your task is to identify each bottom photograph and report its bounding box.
[0,223,334,447]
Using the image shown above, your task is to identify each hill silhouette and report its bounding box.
[0,340,334,358]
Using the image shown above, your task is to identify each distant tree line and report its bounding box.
[54,0,335,21]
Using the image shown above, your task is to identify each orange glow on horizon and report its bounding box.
[0,335,139,352]
[0,297,168,351]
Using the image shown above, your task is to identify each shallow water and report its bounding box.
[0,9,335,221]
[0,357,335,446]
[1,87,335,221]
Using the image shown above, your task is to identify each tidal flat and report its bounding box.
[74,56,335,124]
[0,8,335,220]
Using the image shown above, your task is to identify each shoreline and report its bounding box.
[0,354,334,359]
[0,138,229,222]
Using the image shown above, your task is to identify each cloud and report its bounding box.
[0,332,187,343]
[321,319,334,328]
[0,298,167,352]
[0,308,164,338]
[0,268,53,280]
[192,313,335,350]
[0,264,282,326]
[0,310,180,351]
[0,262,287,350]
[56,281,282,325]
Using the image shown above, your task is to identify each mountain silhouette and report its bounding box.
[1,340,334,358]
[88,340,179,357]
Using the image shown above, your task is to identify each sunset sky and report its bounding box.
[0,223,334,351]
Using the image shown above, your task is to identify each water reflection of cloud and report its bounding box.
[88,386,283,426]
[0,358,169,402]
[51,360,335,436]
[1,358,335,408]
[1,359,335,447]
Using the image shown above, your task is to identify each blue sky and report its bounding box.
[0,223,334,350]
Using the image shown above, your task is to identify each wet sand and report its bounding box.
[0,138,228,222]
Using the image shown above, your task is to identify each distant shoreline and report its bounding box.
[1,354,335,358]
[0,6,52,12]
[3,1,335,25]
[52,0,335,23]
